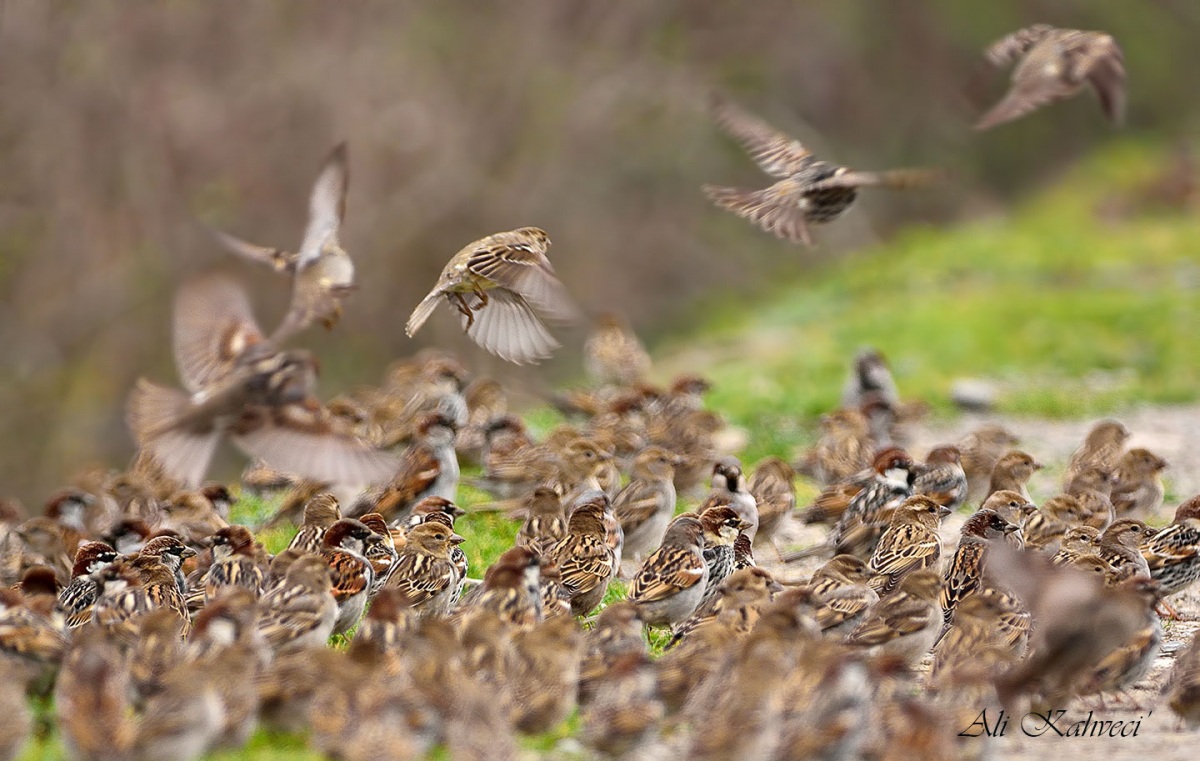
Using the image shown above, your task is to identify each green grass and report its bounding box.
[657,139,1200,465]
[20,140,1200,759]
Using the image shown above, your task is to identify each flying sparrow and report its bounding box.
[705,96,943,245]
[127,274,398,487]
[205,142,355,339]
[976,25,1126,131]
[405,226,578,365]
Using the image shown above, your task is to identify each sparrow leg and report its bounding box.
[321,303,343,331]
[453,292,476,329]
[1157,599,1182,620]
[473,286,490,307]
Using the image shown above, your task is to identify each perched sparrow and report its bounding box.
[508,615,584,733]
[350,412,459,523]
[939,509,1019,626]
[1051,525,1105,566]
[828,448,916,559]
[256,554,337,651]
[614,446,680,568]
[707,456,759,541]
[978,489,1036,550]
[1097,518,1155,581]
[958,424,1020,504]
[1078,576,1162,703]
[985,450,1041,501]
[930,589,1028,683]
[55,627,137,761]
[1076,488,1117,530]
[733,531,756,571]
[845,568,942,665]
[976,25,1126,131]
[808,557,880,638]
[286,492,342,555]
[1142,497,1200,616]
[747,457,795,550]
[581,650,664,757]
[584,312,651,387]
[127,274,398,487]
[128,608,186,702]
[1166,628,1200,729]
[705,96,942,245]
[405,226,578,364]
[670,565,781,648]
[628,516,708,628]
[914,446,968,512]
[546,495,617,616]
[578,601,646,706]
[798,408,873,486]
[867,496,949,596]
[320,519,380,634]
[841,348,901,411]
[202,525,265,604]
[1110,447,1168,517]
[206,142,354,338]
[134,658,225,761]
[57,541,119,629]
[514,487,568,557]
[460,546,542,628]
[356,513,400,592]
[695,503,744,611]
[382,521,464,617]
[1021,493,1090,553]
[1063,418,1130,490]
[400,494,467,533]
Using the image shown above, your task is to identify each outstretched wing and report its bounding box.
[709,95,816,179]
[172,273,268,394]
[296,142,350,268]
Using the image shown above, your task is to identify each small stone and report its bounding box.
[951,379,998,412]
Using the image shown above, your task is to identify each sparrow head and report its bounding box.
[632,446,682,479]
[417,412,459,442]
[821,408,870,435]
[854,347,892,389]
[525,487,564,517]
[302,493,342,527]
[323,518,376,555]
[593,312,629,332]
[210,525,257,558]
[698,505,743,545]
[896,495,951,526]
[721,566,784,600]
[817,554,873,585]
[484,414,527,441]
[200,483,235,517]
[566,494,610,534]
[405,521,465,557]
[357,512,393,542]
[1061,525,1102,551]
[962,508,1019,540]
[923,445,962,467]
[43,488,94,529]
[872,448,915,480]
[1101,518,1155,548]
[1042,494,1087,523]
[1084,419,1131,448]
[421,356,470,390]
[72,541,119,578]
[1172,495,1200,524]
[669,374,712,397]
[192,587,257,643]
[285,553,334,592]
[411,496,466,522]
[139,534,198,564]
[1120,447,1168,475]
[980,490,1037,523]
[18,566,60,598]
[995,450,1043,479]
[661,515,705,549]
[482,545,541,591]
[711,456,744,490]
[967,424,1020,450]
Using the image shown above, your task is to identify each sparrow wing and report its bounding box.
[204,223,297,273]
[703,179,813,245]
[465,231,578,323]
[709,95,815,178]
[460,289,560,365]
[172,274,269,394]
[295,142,349,268]
[126,379,223,488]
[802,168,947,193]
[982,24,1056,67]
[628,548,706,603]
[1074,34,1126,125]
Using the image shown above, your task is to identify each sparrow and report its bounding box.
[1166,628,1200,729]
[939,509,1019,626]
[984,450,1042,501]
[184,587,269,668]
[1141,496,1200,617]
[0,575,68,694]
[201,525,265,605]
[705,96,942,245]
[796,408,874,486]
[285,492,343,555]
[1110,447,1168,517]
[1051,525,1105,566]
[255,554,337,651]
[320,518,380,634]
[866,496,948,596]
[842,347,901,411]
[1097,518,1155,581]
[206,142,355,339]
[707,455,759,541]
[746,456,795,551]
[584,312,652,387]
[1078,576,1162,706]
[405,226,578,365]
[913,445,968,512]
[459,546,542,628]
[828,448,917,559]
[1063,418,1131,490]
[128,608,186,703]
[628,515,709,628]
[382,521,465,617]
[57,541,119,629]
[127,274,398,487]
[845,568,942,665]
[514,487,568,557]
[356,513,400,592]
[929,589,1028,683]
[350,412,459,524]
[811,571,880,639]
[976,25,1126,131]
[669,565,781,648]
[695,503,744,611]
[613,446,680,569]
[545,496,617,617]
[508,614,584,733]
[580,651,664,758]
[958,424,1020,505]
[578,601,646,706]
[134,657,226,761]
[1015,493,1088,554]
[55,627,137,761]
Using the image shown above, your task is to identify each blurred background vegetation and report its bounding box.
[1,0,1198,506]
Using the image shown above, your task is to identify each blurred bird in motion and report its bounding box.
[704,95,945,245]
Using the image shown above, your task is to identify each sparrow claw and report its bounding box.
[454,292,476,329]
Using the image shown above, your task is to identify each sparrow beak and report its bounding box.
[180,546,199,559]
[938,505,952,518]
[1032,461,1045,471]
[1003,523,1019,534]
[449,533,466,546]
[451,506,468,518]
[767,578,785,593]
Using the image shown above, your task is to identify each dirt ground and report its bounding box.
[768,404,1200,760]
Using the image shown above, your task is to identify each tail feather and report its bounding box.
[405,291,442,337]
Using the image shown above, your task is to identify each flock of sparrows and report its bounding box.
[2,18,1187,761]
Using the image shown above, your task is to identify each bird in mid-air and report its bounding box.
[405,226,578,365]
[975,24,1126,131]
[127,273,399,488]
[206,142,356,343]
[703,96,944,246]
